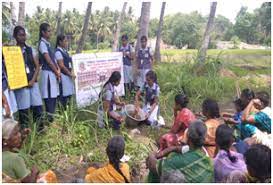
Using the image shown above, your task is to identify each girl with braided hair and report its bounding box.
[214,124,247,182]
[85,136,130,183]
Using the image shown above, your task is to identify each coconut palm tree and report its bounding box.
[18,2,25,26]
[112,2,127,51]
[2,2,11,25]
[136,2,151,51]
[76,2,92,53]
[89,9,114,49]
[198,2,217,63]
[56,2,62,36]
[154,2,166,63]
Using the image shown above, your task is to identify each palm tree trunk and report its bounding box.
[76,2,92,54]
[112,2,127,51]
[9,2,16,44]
[154,2,166,63]
[96,33,99,49]
[135,2,151,51]
[56,2,62,36]
[198,2,217,63]
[18,2,25,26]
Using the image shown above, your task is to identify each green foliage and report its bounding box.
[162,12,205,49]
[160,49,271,67]
[149,18,159,38]
[155,57,233,112]
[2,3,270,49]
[233,3,271,45]
[19,99,152,173]
[230,36,241,49]
[212,15,233,41]
[2,2,11,43]
[98,41,111,50]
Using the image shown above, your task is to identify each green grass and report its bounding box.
[161,49,271,56]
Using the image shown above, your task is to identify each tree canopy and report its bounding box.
[2,2,271,49]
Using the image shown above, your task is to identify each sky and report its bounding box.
[11,0,266,23]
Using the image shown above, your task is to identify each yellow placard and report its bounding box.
[2,46,28,90]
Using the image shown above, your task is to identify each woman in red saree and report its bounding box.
[159,94,196,152]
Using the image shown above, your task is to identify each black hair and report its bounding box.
[175,94,189,109]
[244,144,271,182]
[202,98,220,119]
[233,98,244,112]
[187,120,207,148]
[106,136,129,183]
[140,35,147,41]
[103,71,121,88]
[121,34,128,41]
[13,25,25,38]
[240,88,255,109]
[39,23,50,40]
[146,70,157,84]
[56,34,66,48]
[255,91,270,107]
[216,124,237,163]
[241,88,255,100]
[99,71,121,98]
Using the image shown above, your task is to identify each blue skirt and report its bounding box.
[40,70,60,99]
[60,73,75,97]
[123,65,133,83]
[14,82,43,110]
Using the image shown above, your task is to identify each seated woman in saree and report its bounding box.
[146,120,214,183]
[97,71,125,130]
[158,93,196,153]
[241,91,271,148]
[2,119,39,183]
[242,91,271,133]
[85,136,130,183]
[214,124,247,182]
[201,98,222,158]
[238,88,259,140]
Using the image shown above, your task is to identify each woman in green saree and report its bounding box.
[146,120,214,183]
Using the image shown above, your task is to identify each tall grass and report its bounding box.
[19,96,152,174]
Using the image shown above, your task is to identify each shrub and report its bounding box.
[231,36,241,49]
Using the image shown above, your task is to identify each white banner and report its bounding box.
[72,52,124,108]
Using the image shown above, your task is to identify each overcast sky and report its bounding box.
[11,0,266,23]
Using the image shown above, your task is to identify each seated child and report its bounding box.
[135,70,160,126]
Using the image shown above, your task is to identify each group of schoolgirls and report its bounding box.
[2,23,75,131]
[98,35,161,130]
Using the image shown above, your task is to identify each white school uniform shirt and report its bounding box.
[55,47,65,60]
[39,37,50,54]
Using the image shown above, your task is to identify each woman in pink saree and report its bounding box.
[159,94,196,152]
